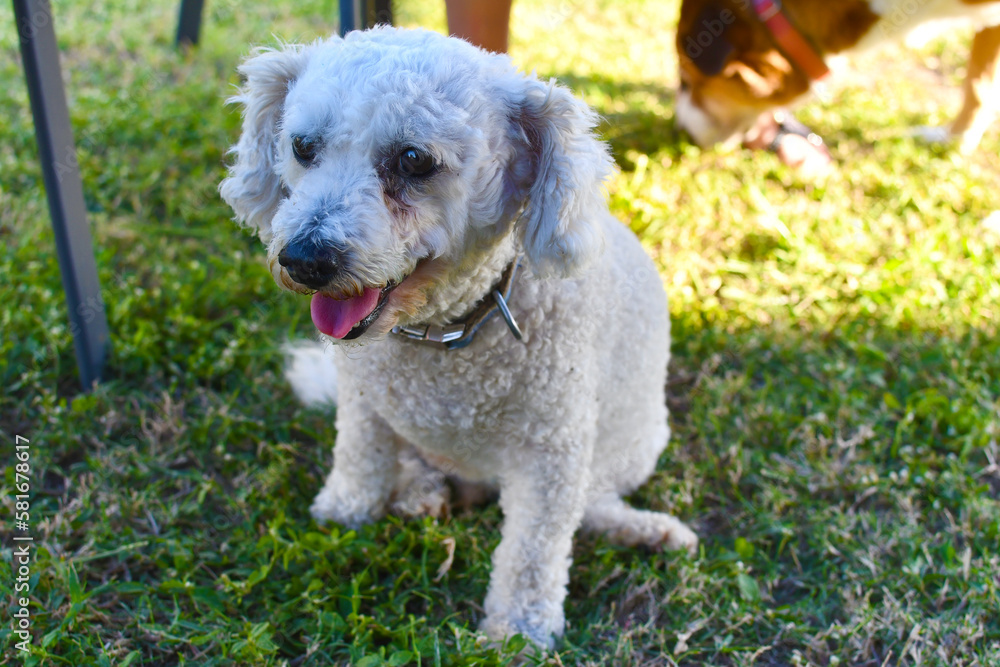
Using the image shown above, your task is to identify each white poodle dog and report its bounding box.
[220,26,697,649]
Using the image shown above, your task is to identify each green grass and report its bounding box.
[1,0,999,664]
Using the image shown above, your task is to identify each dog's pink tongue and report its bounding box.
[310,289,381,338]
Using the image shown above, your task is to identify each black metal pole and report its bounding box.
[176,0,205,46]
[13,0,109,390]
[339,0,364,36]
[340,0,391,36]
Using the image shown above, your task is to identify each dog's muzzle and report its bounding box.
[275,236,402,340]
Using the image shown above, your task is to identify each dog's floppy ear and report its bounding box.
[677,3,806,103]
[679,3,737,76]
[219,43,315,242]
[508,78,612,277]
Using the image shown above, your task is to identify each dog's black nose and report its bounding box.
[277,237,343,290]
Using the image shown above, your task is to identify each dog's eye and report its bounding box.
[291,135,320,166]
[396,147,436,177]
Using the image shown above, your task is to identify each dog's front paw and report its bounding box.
[310,483,385,529]
[661,521,699,557]
[479,613,556,652]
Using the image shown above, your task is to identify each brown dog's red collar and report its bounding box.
[752,0,830,81]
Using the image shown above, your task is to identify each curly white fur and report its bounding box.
[221,27,696,650]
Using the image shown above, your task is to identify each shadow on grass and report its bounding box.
[552,71,687,166]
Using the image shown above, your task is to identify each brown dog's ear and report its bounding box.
[679,3,736,76]
[679,0,804,103]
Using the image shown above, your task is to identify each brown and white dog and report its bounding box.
[676,0,1000,155]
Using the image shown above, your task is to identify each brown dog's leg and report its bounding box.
[952,25,1000,154]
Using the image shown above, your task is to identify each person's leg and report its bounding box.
[445,0,512,53]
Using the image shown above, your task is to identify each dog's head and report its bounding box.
[220,27,611,341]
[675,0,811,147]
[675,0,882,147]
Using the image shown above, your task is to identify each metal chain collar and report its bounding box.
[390,258,524,350]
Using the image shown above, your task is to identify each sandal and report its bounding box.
[768,110,825,153]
